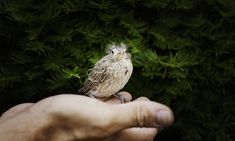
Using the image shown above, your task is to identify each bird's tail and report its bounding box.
[77,88,84,95]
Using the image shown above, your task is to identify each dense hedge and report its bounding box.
[0,0,234,141]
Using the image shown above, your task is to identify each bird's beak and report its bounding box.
[116,53,124,61]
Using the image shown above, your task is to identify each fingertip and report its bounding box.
[134,97,150,101]
[155,108,174,128]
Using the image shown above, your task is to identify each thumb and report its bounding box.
[109,100,174,132]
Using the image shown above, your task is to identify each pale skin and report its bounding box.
[0,92,174,141]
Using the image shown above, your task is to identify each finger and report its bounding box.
[105,91,132,104]
[118,96,157,141]
[1,103,34,118]
[133,97,172,131]
[108,101,174,133]
[115,127,157,141]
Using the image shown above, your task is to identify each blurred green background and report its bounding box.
[0,0,234,141]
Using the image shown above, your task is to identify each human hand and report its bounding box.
[0,92,174,141]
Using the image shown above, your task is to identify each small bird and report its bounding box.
[78,43,133,103]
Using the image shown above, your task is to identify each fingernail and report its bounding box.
[155,109,173,127]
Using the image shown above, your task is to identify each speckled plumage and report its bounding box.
[78,43,133,102]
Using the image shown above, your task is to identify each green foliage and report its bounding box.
[0,0,235,141]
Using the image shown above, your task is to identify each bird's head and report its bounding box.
[107,43,131,62]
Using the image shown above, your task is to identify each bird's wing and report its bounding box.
[79,57,110,94]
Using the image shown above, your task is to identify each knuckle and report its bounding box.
[134,103,149,127]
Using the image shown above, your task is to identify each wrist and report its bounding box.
[0,104,52,141]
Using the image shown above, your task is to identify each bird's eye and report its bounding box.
[111,51,114,54]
